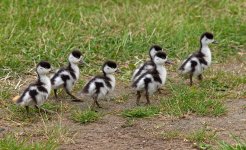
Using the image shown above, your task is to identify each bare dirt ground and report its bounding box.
[59,92,246,150]
[0,56,245,150]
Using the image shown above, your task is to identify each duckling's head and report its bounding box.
[149,45,163,60]
[102,60,118,74]
[69,49,84,65]
[153,51,167,65]
[36,61,52,75]
[200,32,217,45]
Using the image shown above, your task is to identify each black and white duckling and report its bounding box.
[12,61,53,113]
[132,51,168,105]
[179,32,218,86]
[51,49,84,102]
[131,45,163,82]
[81,61,118,108]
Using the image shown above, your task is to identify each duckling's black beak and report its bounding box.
[116,69,121,74]
[165,60,173,65]
[78,60,88,67]
[50,68,56,73]
[79,60,84,65]
[212,40,218,44]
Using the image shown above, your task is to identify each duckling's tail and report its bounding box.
[178,67,185,74]
[178,65,190,74]
[12,95,20,103]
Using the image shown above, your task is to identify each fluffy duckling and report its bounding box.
[179,32,218,86]
[81,61,118,108]
[12,61,53,113]
[132,51,168,105]
[131,45,163,82]
[51,49,84,102]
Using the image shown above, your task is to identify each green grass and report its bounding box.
[0,0,245,78]
[42,101,68,112]
[187,128,216,150]
[159,128,216,149]
[122,106,160,118]
[71,109,100,124]
[201,71,246,96]
[0,135,57,150]
[219,136,246,150]
[187,128,216,143]
[3,101,65,122]
[160,83,226,116]
[0,124,69,150]
[219,142,246,150]
[6,104,41,122]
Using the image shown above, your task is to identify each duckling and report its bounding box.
[12,61,53,113]
[51,49,84,102]
[131,45,163,82]
[179,32,218,86]
[81,61,118,108]
[132,51,168,105]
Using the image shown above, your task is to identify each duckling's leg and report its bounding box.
[91,97,96,109]
[189,73,193,86]
[157,88,164,94]
[198,74,203,81]
[65,88,81,102]
[145,90,150,105]
[92,96,101,108]
[136,91,141,106]
[35,105,54,114]
[54,89,58,99]
[25,106,29,114]
[95,99,102,108]
[64,83,83,102]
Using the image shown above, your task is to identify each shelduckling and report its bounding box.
[132,51,168,105]
[81,61,118,108]
[51,49,84,102]
[12,61,53,113]
[179,32,218,86]
[131,45,163,82]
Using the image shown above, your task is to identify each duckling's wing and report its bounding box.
[179,53,196,73]
[193,52,208,66]
[132,63,144,81]
[132,61,155,82]
[144,61,155,70]
[132,71,149,88]
[51,70,68,87]
[82,77,96,94]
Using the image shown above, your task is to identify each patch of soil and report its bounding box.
[60,115,195,150]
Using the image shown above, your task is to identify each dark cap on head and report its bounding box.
[37,61,51,69]
[155,51,167,59]
[150,45,162,51]
[71,49,82,59]
[201,32,214,40]
[103,60,117,69]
